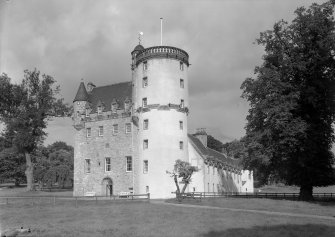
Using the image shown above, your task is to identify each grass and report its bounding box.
[1,195,335,236]
[258,184,335,193]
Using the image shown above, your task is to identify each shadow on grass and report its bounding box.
[201,224,335,237]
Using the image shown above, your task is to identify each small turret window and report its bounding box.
[142,98,147,108]
[143,160,148,173]
[143,77,148,88]
[180,99,184,108]
[143,119,149,130]
[180,79,184,88]
[179,121,183,130]
[143,139,148,149]
[180,62,184,71]
[179,141,184,150]
[143,61,148,71]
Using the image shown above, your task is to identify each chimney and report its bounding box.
[87,82,96,93]
[194,128,207,147]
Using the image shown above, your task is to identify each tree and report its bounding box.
[207,135,224,153]
[0,69,59,191]
[0,147,26,186]
[167,159,198,201]
[241,1,335,200]
[223,139,247,160]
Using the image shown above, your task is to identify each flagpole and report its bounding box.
[160,17,163,46]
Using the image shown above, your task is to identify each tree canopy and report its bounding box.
[0,69,60,190]
[241,1,335,200]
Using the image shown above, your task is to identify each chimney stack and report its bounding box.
[87,82,96,93]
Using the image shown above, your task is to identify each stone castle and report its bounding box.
[73,43,254,198]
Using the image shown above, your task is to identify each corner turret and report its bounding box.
[73,82,89,130]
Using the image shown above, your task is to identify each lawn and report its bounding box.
[1,197,335,237]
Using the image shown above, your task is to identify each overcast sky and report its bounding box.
[0,0,325,141]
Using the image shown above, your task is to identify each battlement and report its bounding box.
[134,46,189,67]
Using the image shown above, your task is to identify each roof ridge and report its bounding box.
[93,81,131,89]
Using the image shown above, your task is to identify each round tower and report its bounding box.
[131,45,190,198]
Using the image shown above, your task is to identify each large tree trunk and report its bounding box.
[299,185,313,201]
[181,182,189,194]
[173,174,182,202]
[24,152,34,191]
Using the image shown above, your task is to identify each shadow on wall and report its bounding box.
[201,224,335,237]
[218,170,238,193]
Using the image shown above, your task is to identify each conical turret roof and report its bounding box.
[73,82,89,102]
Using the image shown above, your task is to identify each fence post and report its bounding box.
[53,196,56,206]
[6,198,8,205]
[75,197,78,208]
[31,197,34,206]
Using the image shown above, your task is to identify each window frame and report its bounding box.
[126,156,132,172]
[179,121,183,130]
[143,61,148,71]
[97,106,103,115]
[180,62,184,71]
[179,141,184,150]
[143,119,149,130]
[85,159,91,173]
[180,99,184,108]
[86,128,91,138]
[180,79,184,88]
[143,160,148,174]
[98,126,104,137]
[105,157,111,172]
[142,98,147,108]
[113,124,119,134]
[143,139,148,149]
[142,77,148,88]
[125,123,132,133]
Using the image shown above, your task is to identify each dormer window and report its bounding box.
[85,109,90,117]
[124,101,130,111]
[111,103,117,113]
[97,106,102,115]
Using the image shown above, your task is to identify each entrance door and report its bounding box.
[106,184,113,196]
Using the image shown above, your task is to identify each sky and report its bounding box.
[0,0,326,142]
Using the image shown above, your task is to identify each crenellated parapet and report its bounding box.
[133,46,189,68]
[135,103,189,114]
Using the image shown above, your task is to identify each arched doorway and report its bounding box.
[101,177,113,196]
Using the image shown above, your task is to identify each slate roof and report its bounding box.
[133,44,145,52]
[73,81,132,112]
[73,82,89,102]
[188,134,241,169]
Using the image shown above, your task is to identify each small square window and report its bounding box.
[143,139,148,149]
[143,160,148,174]
[85,159,91,173]
[99,126,104,136]
[180,79,184,88]
[179,141,184,150]
[143,119,149,130]
[142,98,147,108]
[180,99,184,108]
[126,156,132,172]
[143,77,148,88]
[113,124,118,134]
[143,61,148,71]
[125,123,131,133]
[86,128,91,137]
[179,121,183,130]
[180,62,184,71]
[85,109,90,117]
[146,185,149,193]
[105,158,111,172]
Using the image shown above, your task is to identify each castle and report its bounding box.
[73,43,254,198]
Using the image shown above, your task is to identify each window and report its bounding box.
[111,103,117,112]
[105,158,111,172]
[180,79,184,88]
[180,62,184,71]
[77,111,80,117]
[126,156,132,172]
[124,101,130,111]
[143,119,149,130]
[85,109,90,117]
[146,186,149,193]
[97,106,102,115]
[143,77,148,88]
[143,160,148,173]
[113,124,118,134]
[86,128,91,137]
[142,98,147,108]
[179,141,184,150]
[143,139,148,149]
[179,121,183,130]
[180,99,184,108]
[99,126,104,136]
[125,123,131,133]
[85,159,91,173]
[143,61,148,70]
